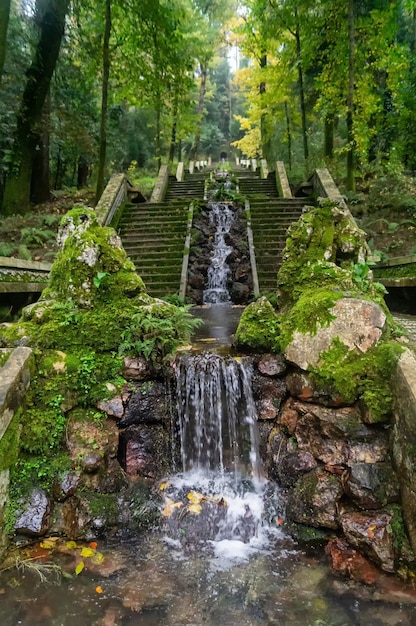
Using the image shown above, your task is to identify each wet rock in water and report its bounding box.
[52,471,82,501]
[286,468,343,529]
[253,375,287,420]
[285,370,354,406]
[343,463,400,510]
[119,380,168,427]
[326,538,379,584]
[230,281,250,304]
[15,487,52,536]
[257,353,287,377]
[284,298,386,371]
[339,510,396,572]
[118,425,170,478]
[51,496,86,539]
[120,564,175,612]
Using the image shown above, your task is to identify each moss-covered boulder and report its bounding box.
[278,200,370,311]
[46,206,145,307]
[234,296,280,352]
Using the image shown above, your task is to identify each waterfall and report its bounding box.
[203,202,234,304]
[160,352,282,560]
[175,352,262,482]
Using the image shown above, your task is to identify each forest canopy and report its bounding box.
[0,0,415,214]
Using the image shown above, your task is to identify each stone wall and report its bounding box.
[392,348,416,553]
[0,347,33,553]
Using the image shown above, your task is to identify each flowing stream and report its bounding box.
[203,202,234,304]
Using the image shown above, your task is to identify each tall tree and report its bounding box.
[2,0,69,214]
[0,0,11,84]
[95,0,111,204]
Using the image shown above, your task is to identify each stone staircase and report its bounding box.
[236,170,307,292]
[119,171,206,297]
[248,197,306,292]
[238,171,279,198]
[164,172,206,202]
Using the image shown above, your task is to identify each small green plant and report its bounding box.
[0,242,15,257]
[93,271,108,289]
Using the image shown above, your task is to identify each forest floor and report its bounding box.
[0,178,415,266]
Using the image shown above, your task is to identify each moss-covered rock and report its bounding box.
[278,200,371,310]
[234,297,280,352]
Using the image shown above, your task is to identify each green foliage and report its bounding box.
[0,242,14,256]
[311,339,404,421]
[0,411,21,471]
[16,244,31,261]
[20,227,56,247]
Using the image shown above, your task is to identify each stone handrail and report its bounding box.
[179,203,195,300]
[0,346,33,553]
[275,161,292,198]
[150,165,169,203]
[244,199,260,297]
[95,173,128,226]
[311,169,348,208]
[260,159,269,179]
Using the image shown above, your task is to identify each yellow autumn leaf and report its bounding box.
[91,552,105,565]
[159,481,171,491]
[368,525,377,531]
[187,490,204,505]
[80,547,96,558]
[188,503,202,515]
[66,541,78,549]
[162,498,183,517]
[75,561,85,575]
[40,537,59,549]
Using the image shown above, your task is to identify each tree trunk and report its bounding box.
[31,90,51,203]
[95,0,111,205]
[0,0,11,84]
[189,63,207,160]
[2,0,69,215]
[324,112,334,160]
[77,156,89,188]
[259,53,272,162]
[346,0,355,191]
[285,101,292,171]
[168,93,179,163]
[294,14,309,164]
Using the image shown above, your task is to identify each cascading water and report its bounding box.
[203,202,234,304]
[175,352,262,480]
[162,352,283,561]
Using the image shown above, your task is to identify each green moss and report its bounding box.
[279,288,345,349]
[234,297,280,352]
[84,491,119,525]
[373,262,416,279]
[0,350,11,367]
[277,202,371,310]
[0,411,21,471]
[386,505,416,568]
[311,339,404,421]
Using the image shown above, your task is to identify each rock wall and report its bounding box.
[392,349,416,554]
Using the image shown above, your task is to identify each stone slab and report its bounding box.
[0,346,33,441]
